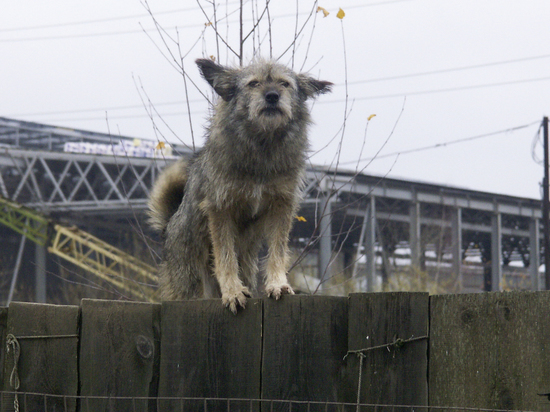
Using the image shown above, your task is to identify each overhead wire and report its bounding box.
[8,98,204,118]
[339,121,541,165]
[531,121,544,165]
[0,6,208,32]
[338,54,550,86]
[9,65,550,120]
[2,0,545,135]
[320,76,550,104]
[0,0,413,42]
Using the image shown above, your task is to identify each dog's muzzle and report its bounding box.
[262,90,282,115]
[265,90,279,105]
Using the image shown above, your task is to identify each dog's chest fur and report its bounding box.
[211,174,296,218]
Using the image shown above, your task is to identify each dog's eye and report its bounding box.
[279,81,290,88]
[248,80,260,88]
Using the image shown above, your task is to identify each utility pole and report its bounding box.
[543,116,549,290]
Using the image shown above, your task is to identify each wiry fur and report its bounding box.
[147,158,187,232]
[148,58,332,313]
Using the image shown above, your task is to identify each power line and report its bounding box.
[0,26,180,42]
[338,54,550,86]
[339,122,540,166]
[36,109,204,123]
[0,7,203,32]
[531,121,544,165]
[0,0,414,42]
[1,0,412,34]
[10,70,550,120]
[8,99,205,117]
[319,75,550,103]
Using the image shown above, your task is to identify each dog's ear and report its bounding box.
[297,75,333,99]
[196,58,237,102]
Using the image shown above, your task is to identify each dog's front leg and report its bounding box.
[264,199,296,299]
[207,209,251,313]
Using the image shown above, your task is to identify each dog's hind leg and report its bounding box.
[160,203,211,300]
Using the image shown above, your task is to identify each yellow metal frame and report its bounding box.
[1,196,159,302]
[48,224,159,302]
[0,197,50,246]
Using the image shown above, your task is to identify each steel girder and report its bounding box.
[0,116,139,151]
[0,147,175,213]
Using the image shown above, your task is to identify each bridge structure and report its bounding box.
[0,116,544,303]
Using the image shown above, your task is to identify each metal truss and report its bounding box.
[0,116,139,152]
[49,224,158,301]
[0,115,544,294]
[0,196,50,246]
[304,168,542,218]
[0,196,158,302]
[0,145,541,219]
[303,168,544,292]
[0,147,176,213]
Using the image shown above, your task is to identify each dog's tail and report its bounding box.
[147,158,188,233]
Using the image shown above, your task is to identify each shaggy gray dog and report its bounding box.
[148,58,332,313]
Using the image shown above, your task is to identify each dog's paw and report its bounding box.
[265,282,295,300]
[222,287,251,314]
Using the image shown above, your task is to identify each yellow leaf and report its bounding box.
[205,22,212,27]
[367,114,377,121]
[336,8,345,19]
[155,141,166,150]
[295,216,307,222]
[133,139,141,147]
[210,55,216,61]
[317,6,329,17]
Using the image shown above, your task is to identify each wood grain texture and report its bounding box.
[158,299,262,412]
[0,307,7,391]
[79,299,161,412]
[2,291,548,410]
[261,295,349,411]
[347,292,429,408]
[1,302,79,412]
[430,291,550,410]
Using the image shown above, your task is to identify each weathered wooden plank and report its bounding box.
[79,299,161,412]
[1,302,79,412]
[158,299,263,412]
[261,295,349,411]
[429,291,550,410]
[0,307,7,392]
[346,292,429,408]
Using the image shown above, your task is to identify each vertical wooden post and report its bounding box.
[79,299,160,412]
[1,302,79,412]
[0,307,7,391]
[261,295,349,409]
[158,299,262,412]
[347,292,429,407]
[430,291,550,410]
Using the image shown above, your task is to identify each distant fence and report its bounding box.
[1,292,550,412]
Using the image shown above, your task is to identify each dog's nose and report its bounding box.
[265,91,279,104]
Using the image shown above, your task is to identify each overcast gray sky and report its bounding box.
[1,0,548,199]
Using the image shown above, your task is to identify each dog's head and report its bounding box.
[196,58,332,131]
